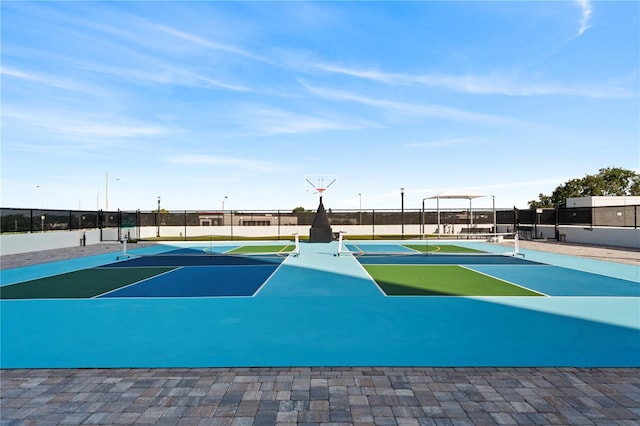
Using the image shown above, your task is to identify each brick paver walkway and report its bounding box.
[2,367,639,425]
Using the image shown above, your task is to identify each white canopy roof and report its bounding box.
[427,190,489,200]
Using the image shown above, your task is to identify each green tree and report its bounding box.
[528,194,554,208]
[529,167,640,208]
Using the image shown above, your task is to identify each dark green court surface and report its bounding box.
[0,267,174,299]
[364,264,544,296]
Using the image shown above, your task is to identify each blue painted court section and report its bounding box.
[99,265,279,298]
[469,265,640,297]
[258,242,382,297]
[1,241,638,367]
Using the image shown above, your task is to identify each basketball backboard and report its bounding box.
[304,175,337,196]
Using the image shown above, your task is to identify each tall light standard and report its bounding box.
[221,196,228,226]
[492,195,496,238]
[400,187,405,239]
[421,197,429,239]
[156,196,161,237]
[36,185,44,233]
[105,172,120,211]
[359,193,362,225]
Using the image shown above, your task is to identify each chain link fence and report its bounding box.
[2,205,637,239]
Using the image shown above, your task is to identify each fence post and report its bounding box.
[372,209,375,239]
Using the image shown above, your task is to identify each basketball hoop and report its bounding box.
[305,175,337,197]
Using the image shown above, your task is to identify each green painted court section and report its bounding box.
[0,267,174,299]
[364,264,544,296]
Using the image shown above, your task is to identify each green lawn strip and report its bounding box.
[226,245,294,254]
[402,244,485,253]
[364,265,542,296]
[0,267,174,299]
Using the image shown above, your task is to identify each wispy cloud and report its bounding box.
[3,108,170,147]
[79,61,251,92]
[232,105,380,135]
[149,23,269,64]
[575,0,593,37]
[311,61,634,99]
[2,66,106,96]
[406,137,479,149]
[168,154,281,172]
[301,81,520,125]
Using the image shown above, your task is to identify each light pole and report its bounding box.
[400,187,405,239]
[492,195,496,237]
[36,185,44,233]
[221,196,228,226]
[105,172,120,211]
[421,197,429,239]
[156,196,161,237]
[359,193,362,225]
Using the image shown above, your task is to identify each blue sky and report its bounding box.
[2,1,638,212]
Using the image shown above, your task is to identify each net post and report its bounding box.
[117,235,130,260]
[337,231,351,256]
[292,233,300,257]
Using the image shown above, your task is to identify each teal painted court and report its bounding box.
[1,240,638,368]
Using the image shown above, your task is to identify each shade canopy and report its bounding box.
[427,190,489,200]
[425,190,491,233]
